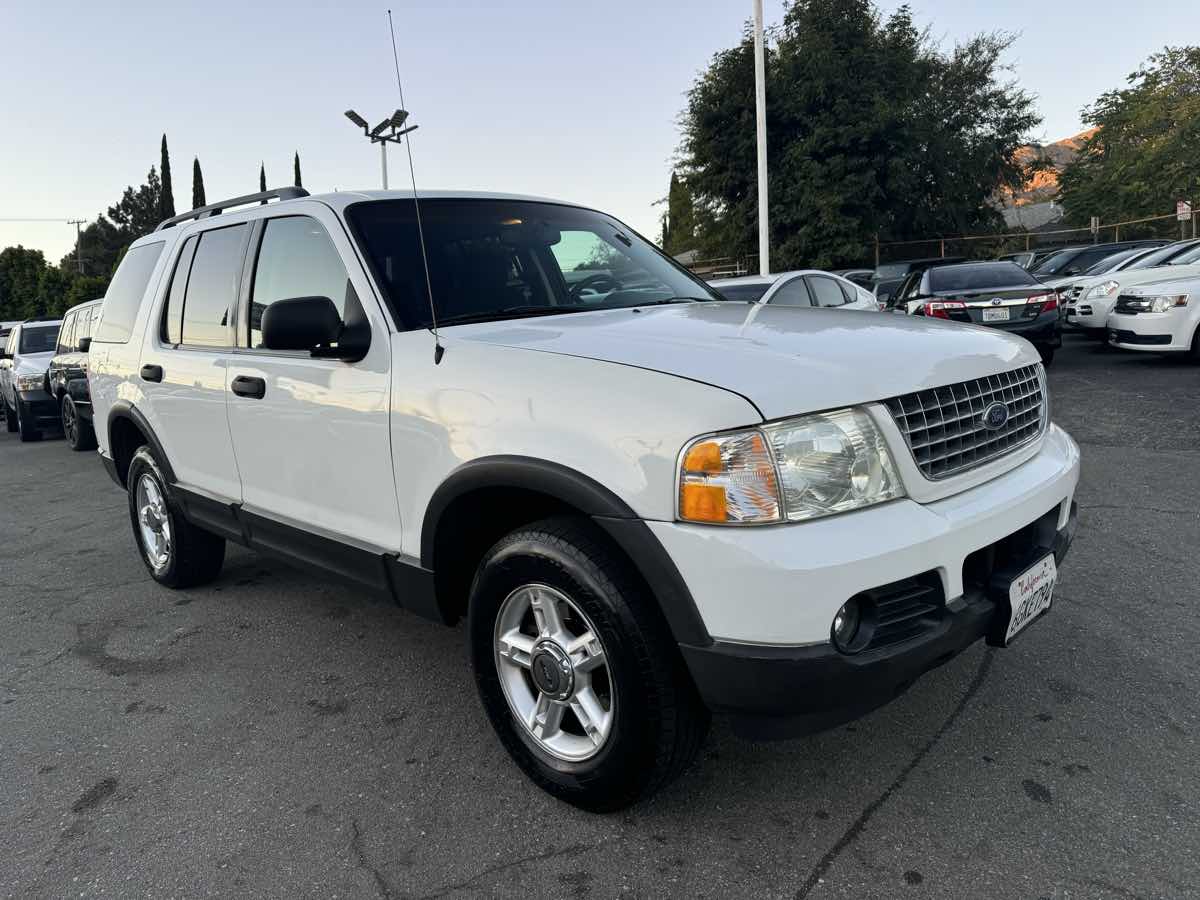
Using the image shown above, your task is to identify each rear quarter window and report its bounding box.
[94,242,166,344]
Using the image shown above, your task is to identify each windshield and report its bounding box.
[1128,243,1195,269]
[928,262,1037,292]
[345,199,720,329]
[18,325,59,354]
[715,282,771,302]
[874,263,909,279]
[1082,249,1140,275]
[1031,250,1079,276]
[1165,244,1200,266]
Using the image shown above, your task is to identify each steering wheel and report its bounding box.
[570,273,623,300]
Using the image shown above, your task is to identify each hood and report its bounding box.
[1073,262,1200,295]
[1123,273,1200,294]
[447,302,1036,420]
[15,351,53,376]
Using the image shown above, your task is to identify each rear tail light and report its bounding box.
[923,300,966,319]
[1023,293,1058,317]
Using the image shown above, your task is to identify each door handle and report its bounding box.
[140,364,163,383]
[231,375,266,399]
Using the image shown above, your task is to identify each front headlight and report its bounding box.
[16,373,46,392]
[677,407,905,525]
[1146,294,1189,313]
[1083,280,1119,300]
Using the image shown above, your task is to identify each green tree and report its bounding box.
[193,157,206,209]
[660,171,698,256]
[259,162,267,203]
[294,151,303,188]
[0,246,48,320]
[160,134,176,221]
[678,0,1040,267]
[1059,47,1200,225]
[35,265,73,317]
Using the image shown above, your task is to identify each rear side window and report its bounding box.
[249,217,349,348]
[179,225,249,348]
[162,236,199,345]
[77,306,95,341]
[715,283,771,302]
[771,278,812,307]
[808,276,847,307]
[56,313,76,354]
[93,242,166,344]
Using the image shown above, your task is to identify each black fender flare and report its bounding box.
[421,455,711,646]
[107,401,177,486]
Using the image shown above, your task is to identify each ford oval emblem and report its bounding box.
[982,401,1010,430]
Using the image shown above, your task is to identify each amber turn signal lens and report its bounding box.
[682,441,723,473]
[679,483,728,522]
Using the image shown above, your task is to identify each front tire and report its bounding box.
[1038,345,1056,366]
[15,400,41,442]
[61,395,97,451]
[469,517,709,812]
[126,446,225,588]
[3,395,16,433]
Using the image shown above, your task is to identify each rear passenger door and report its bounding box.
[224,208,399,552]
[140,223,248,503]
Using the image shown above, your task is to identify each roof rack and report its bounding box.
[155,186,310,231]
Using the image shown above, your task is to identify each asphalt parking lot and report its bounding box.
[3,333,1199,899]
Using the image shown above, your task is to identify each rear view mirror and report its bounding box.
[77,337,91,353]
[261,296,343,351]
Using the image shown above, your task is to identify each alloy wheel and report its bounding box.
[493,583,615,762]
[135,474,172,571]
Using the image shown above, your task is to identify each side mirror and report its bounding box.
[261,296,343,351]
[77,337,91,353]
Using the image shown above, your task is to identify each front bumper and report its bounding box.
[1108,311,1195,352]
[1065,296,1115,329]
[650,424,1080,731]
[16,390,59,430]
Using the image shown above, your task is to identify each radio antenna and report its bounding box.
[387,8,443,364]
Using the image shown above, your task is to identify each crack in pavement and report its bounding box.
[794,650,996,899]
[1079,503,1198,517]
[418,840,603,899]
[350,819,394,899]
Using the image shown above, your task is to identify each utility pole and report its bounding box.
[753,0,769,276]
[67,219,85,274]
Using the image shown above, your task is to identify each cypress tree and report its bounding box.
[293,152,302,188]
[159,134,176,220]
[259,162,267,203]
[192,157,206,209]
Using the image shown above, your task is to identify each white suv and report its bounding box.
[1,318,63,442]
[88,187,1080,810]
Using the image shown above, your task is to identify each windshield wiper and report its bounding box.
[629,297,707,306]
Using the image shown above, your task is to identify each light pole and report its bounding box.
[753,0,769,275]
[344,109,418,190]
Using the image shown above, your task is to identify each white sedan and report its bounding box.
[711,270,879,310]
[1107,274,1200,358]
[1065,242,1200,330]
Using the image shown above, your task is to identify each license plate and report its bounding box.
[983,308,1010,322]
[1003,554,1056,644]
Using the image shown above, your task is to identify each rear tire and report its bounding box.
[126,446,225,588]
[15,400,41,442]
[61,395,97,451]
[1190,326,1200,363]
[468,516,709,812]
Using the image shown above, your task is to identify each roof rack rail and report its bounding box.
[154,186,310,231]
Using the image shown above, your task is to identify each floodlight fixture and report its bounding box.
[344,109,368,129]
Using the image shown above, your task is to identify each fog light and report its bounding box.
[831,599,861,651]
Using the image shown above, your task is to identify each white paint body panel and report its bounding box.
[649,424,1079,645]
[1064,263,1200,328]
[1106,273,1200,353]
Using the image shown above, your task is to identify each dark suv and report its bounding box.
[1030,240,1168,280]
[47,298,102,450]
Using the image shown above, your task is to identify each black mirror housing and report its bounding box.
[77,337,91,353]
[261,296,343,351]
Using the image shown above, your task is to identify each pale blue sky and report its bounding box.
[2,1,1192,265]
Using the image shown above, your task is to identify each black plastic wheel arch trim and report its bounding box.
[106,401,177,485]
[421,455,711,646]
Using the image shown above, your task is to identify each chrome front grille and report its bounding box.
[883,364,1046,480]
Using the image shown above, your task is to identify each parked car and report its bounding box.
[998,251,1037,269]
[872,256,968,306]
[831,268,874,289]
[1,318,63,442]
[1107,274,1200,358]
[1029,240,1168,282]
[88,187,1079,811]
[888,261,1061,364]
[1064,241,1200,333]
[47,298,103,450]
[711,270,877,309]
